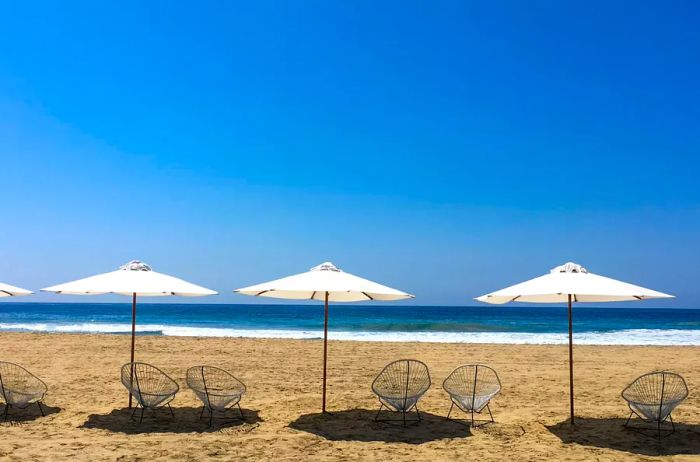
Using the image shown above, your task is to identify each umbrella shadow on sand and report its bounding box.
[288,409,472,444]
[81,406,262,434]
[548,417,700,456]
[1,404,61,424]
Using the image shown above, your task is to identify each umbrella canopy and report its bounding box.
[476,261,673,425]
[235,261,414,412]
[42,260,217,296]
[476,261,672,304]
[42,260,217,407]
[0,282,32,297]
[235,261,412,302]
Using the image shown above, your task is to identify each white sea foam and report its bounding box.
[0,322,698,345]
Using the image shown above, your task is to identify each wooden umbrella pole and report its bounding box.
[568,294,574,425]
[322,291,329,413]
[129,292,137,408]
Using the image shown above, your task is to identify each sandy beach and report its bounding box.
[0,332,698,461]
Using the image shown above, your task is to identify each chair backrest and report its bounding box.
[372,359,431,400]
[186,366,246,396]
[0,361,47,400]
[622,371,688,407]
[443,364,501,399]
[121,362,179,397]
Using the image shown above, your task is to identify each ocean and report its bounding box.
[0,302,698,345]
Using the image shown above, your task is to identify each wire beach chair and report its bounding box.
[186,365,246,426]
[121,362,179,423]
[622,371,688,438]
[372,359,431,426]
[0,361,48,421]
[443,364,501,427]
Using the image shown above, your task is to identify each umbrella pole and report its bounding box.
[322,291,329,413]
[568,294,574,425]
[129,292,136,408]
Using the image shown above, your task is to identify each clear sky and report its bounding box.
[1,1,698,306]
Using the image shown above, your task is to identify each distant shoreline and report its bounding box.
[1,323,699,346]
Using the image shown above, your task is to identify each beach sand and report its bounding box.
[0,332,698,461]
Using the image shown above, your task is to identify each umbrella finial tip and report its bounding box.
[552,262,587,274]
[119,260,152,272]
[311,262,341,272]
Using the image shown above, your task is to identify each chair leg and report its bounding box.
[237,402,244,421]
[445,400,496,428]
[168,404,175,418]
[200,406,206,419]
[139,407,145,424]
[131,402,143,420]
[374,402,423,426]
[624,411,633,427]
[486,403,494,423]
[374,403,385,421]
[37,401,45,417]
[209,408,214,428]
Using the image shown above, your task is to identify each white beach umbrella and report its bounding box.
[0,282,32,297]
[476,261,674,424]
[42,260,217,406]
[235,261,414,413]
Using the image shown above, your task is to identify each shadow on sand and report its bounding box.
[288,409,472,444]
[81,406,262,434]
[1,403,61,423]
[548,417,700,456]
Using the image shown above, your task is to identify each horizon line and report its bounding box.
[0,301,697,310]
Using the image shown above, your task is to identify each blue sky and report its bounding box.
[0,1,698,306]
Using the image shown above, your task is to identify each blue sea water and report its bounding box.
[0,302,699,345]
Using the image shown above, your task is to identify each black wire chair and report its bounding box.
[443,364,501,427]
[121,362,179,423]
[186,365,246,427]
[0,361,48,421]
[622,370,688,438]
[372,359,431,426]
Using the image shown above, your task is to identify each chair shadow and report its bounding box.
[288,409,472,444]
[1,404,61,423]
[81,406,262,434]
[547,417,700,456]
